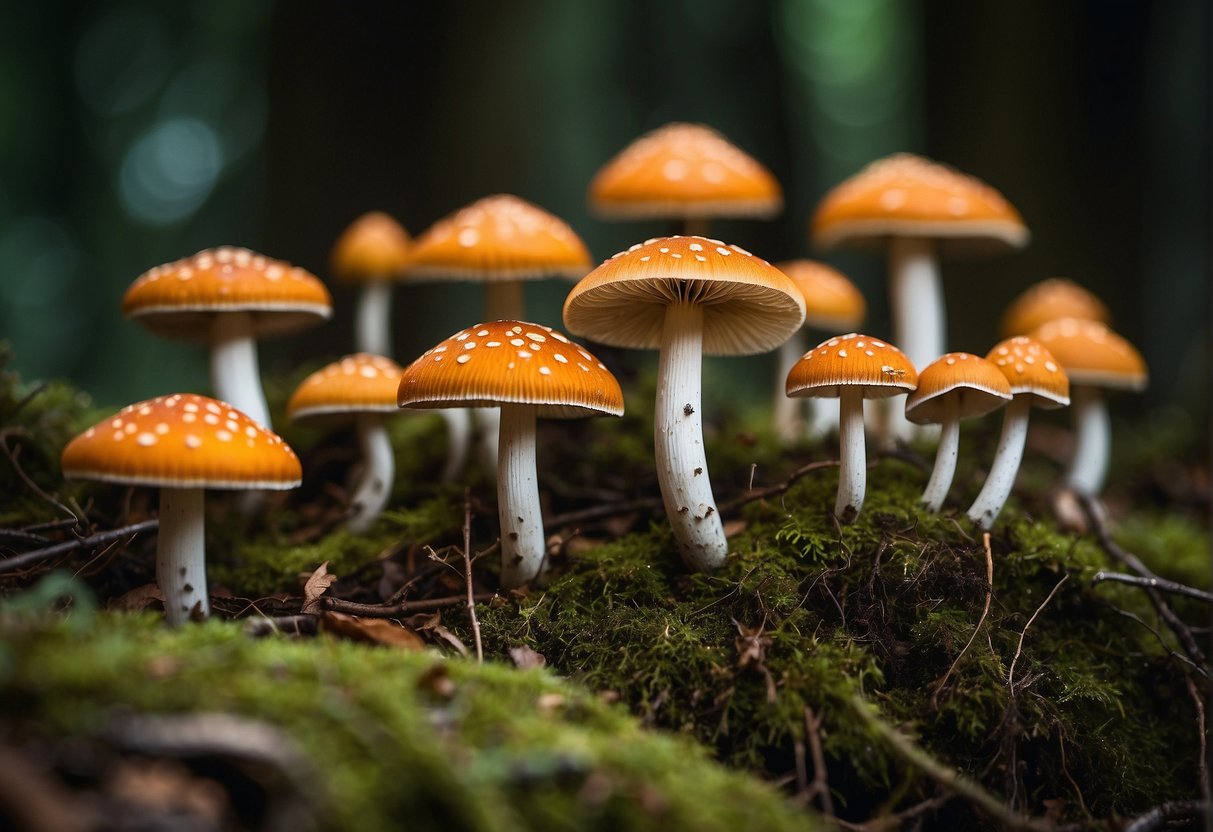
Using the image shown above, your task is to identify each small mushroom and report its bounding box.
[565,236,804,571]
[905,353,1012,512]
[773,260,866,442]
[61,394,301,625]
[999,277,1111,337]
[287,353,404,533]
[398,321,623,588]
[123,247,332,429]
[588,122,783,235]
[786,334,917,522]
[966,337,1070,529]
[1029,318,1147,496]
[330,212,412,356]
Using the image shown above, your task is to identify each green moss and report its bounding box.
[0,602,817,832]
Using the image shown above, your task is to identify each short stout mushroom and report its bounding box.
[565,236,805,569]
[588,122,783,236]
[406,196,593,477]
[1028,318,1147,496]
[999,277,1111,337]
[966,337,1070,529]
[61,394,301,625]
[398,321,623,588]
[123,248,332,428]
[773,260,866,442]
[287,353,405,532]
[330,212,412,356]
[786,334,917,522]
[904,353,1012,512]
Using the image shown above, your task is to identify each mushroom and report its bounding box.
[811,154,1027,441]
[786,334,917,522]
[773,260,866,442]
[330,212,412,356]
[564,236,804,570]
[61,394,301,625]
[122,247,332,429]
[904,353,1012,512]
[398,321,623,588]
[405,195,593,477]
[286,353,404,533]
[588,122,783,236]
[1000,277,1111,337]
[1028,318,1147,496]
[966,337,1070,529]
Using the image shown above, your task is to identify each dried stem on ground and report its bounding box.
[930,532,994,708]
[463,488,483,663]
[0,520,159,574]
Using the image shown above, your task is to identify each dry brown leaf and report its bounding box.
[109,583,164,612]
[320,611,424,650]
[536,692,565,713]
[509,644,547,669]
[301,561,337,614]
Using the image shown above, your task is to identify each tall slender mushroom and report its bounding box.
[122,247,332,428]
[287,353,404,532]
[904,353,1012,512]
[1028,318,1147,496]
[398,321,623,588]
[773,260,866,442]
[588,122,783,236]
[564,236,804,570]
[999,277,1111,337]
[330,212,412,356]
[405,195,592,477]
[966,337,1070,529]
[61,394,301,625]
[786,334,917,522]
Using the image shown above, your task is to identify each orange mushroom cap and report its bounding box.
[1000,278,1111,337]
[330,212,412,285]
[563,235,804,355]
[61,393,301,490]
[287,353,404,423]
[589,123,782,220]
[122,247,332,340]
[405,195,591,282]
[811,153,1028,256]
[905,352,1012,424]
[985,336,1070,408]
[775,259,866,331]
[398,321,623,419]
[1029,318,1147,391]
[786,333,918,400]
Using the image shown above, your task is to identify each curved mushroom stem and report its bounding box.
[484,282,525,322]
[354,282,393,357]
[920,396,960,512]
[439,408,472,484]
[1064,385,1108,497]
[888,237,942,444]
[835,387,867,522]
[498,404,543,588]
[475,407,500,478]
[656,301,727,570]
[967,395,1031,529]
[347,413,394,533]
[156,487,207,626]
[774,332,806,443]
[211,312,271,428]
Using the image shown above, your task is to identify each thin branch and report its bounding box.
[0,434,83,526]
[462,488,483,663]
[931,532,994,708]
[803,704,835,816]
[1186,676,1209,805]
[0,520,159,574]
[1122,800,1207,832]
[718,459,841,514]
[545,496,663,529]
[1091,570,1213,604]
[320,593,496,618]
[1008,575,1069,693]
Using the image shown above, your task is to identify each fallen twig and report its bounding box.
[931,532,994,708]
[462,488,483,663]
[718,459,841,515]
[545,496,663,529]
[1091,570,1213,604]
[1122,799,1207,832]
[0,433,83,526]
[0,520,159,574]
[320,593,496,618]
[803,704,834,817]
[1008,575,1069,693]
[1186,676,1209,805]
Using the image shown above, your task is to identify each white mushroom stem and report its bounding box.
[835,387,867,522]
[967,396,1031,529]
[156,487,207,626]
[439,408,472,484]
[347,413,394,533]
[484,282,525,322]
[211,311,271,428]
[655,301,727,571]
[774,332,806,443]
[887,237,942,445]
[920,396,960,512]
[1065,385,1109,496]
[497,404,544,588]
[354,282,393,356]
[475,407,501,478]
